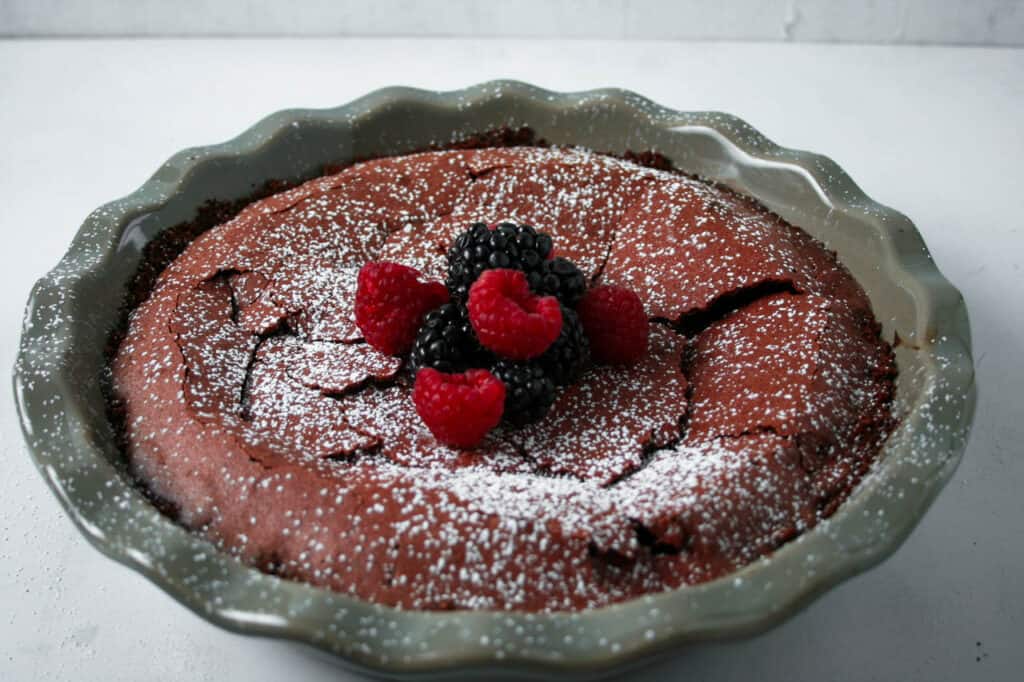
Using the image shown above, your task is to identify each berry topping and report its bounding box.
[412,368,506,448]
[409,303,484,374]
[538,257,587,307]
[578,285,649,364]
[353,223,648,447]
[467,269,563,361]
[354,262,449,355]
[538,305,590,385]
[491,360,556,426]
[446,222,553,302]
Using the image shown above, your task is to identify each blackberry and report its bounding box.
[538,257,587,307]
[446,222,553,302]
[491,360,556,426]
[538,306,590,385]
[408,303,483,374]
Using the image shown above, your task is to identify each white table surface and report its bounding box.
[1,38,1021,682]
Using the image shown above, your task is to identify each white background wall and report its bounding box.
[2,0,1023,45]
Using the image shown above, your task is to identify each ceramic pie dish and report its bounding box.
[13,81,975,678]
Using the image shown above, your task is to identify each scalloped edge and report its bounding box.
[13,81,975,678]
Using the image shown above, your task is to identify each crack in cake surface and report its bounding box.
[109,143,897,612]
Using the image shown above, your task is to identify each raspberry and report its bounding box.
[413,368,505,448]
[491,360,556,426]
[446,222,553,302]
[467,269,562,360]
[538,305,590,385]
[577,285,649,364]
[538,257,587,307]
[354,262,449,355]
[409,303,485,374]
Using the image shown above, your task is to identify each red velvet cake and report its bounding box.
[110,144,895,612]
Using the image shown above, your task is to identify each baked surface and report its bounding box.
[111,146,895,612]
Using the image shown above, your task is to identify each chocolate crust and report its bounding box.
[108,132,896,612]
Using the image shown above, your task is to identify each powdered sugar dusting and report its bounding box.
[290,341,402,395]
[110,145,897,612]
[510,325,689,484]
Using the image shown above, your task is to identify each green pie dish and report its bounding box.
[13,82,975,678]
